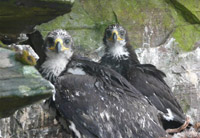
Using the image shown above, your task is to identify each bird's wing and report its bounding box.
[68,56,141,98]
[128,64,185,125]
[54,60,166,138]
[135,64,166,83]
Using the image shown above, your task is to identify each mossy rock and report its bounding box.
[172,25,200,51]
[0,41,7,48]
[0,48,53,118]
[36,1,102,53]
[35,0,200,52]
[0,0,74,43]
[169,0,200,24]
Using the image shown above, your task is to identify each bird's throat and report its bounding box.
[108,44,129,59]
[41,57,69,79]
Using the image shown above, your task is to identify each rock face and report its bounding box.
[36,0,200,53]
[1,0,200,137]
[136,38,200,123]
[0,48,71,137]
[35,0,200,123]
[0,48,53,118]
[0,103,72,138]
[0,0,73,44]
[1,41,199,138]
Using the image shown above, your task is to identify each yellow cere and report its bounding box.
[108,30,123,41]
[48,38,69,51]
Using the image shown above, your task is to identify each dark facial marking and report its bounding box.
[106,30,112,38]
[46,37,54,47]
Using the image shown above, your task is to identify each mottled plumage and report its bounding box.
[39,29,166,138]
[100,24,186,129]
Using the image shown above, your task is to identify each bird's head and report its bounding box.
[43,29,74,59]
[40,29,74,79]
[103,24,129,58]
[103,24,128,47]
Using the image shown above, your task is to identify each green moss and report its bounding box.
[180,99,190,113]
[173,25,200,51]
[0,48,53,118]
[15,50,37,66]
[0,41,7,48]
[23,66,40,78]
[36,0,104,52]
[18,85,31,94]
[164,0,187,26]
[0,3,50,34]
[169,0,200,24]
[39,86,47,90]
[79,0,115,23]
[41,0,74,4]
[36,0,200,52]
[170,0,200,22]
[0,0,72,36]
[36,0,94,32]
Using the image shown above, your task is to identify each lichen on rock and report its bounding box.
[136,37,200,123]
[1,0,200,137]
[34,0,200,54]
[0,48,53,118]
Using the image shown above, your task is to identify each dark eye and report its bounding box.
[64,39,70,44]
[120,30,125,36]
[46,37,54,47]
[106,30,112,37]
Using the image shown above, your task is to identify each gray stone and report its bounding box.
[0,48,53,118]
[0,103,72,138]
[136,38,200,124]
[0,39,200,137]
[35,0,200,54]
[1,0,200,136]
[8,44,39,60]
[0,0,73,43]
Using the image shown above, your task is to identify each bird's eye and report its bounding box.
[64,39,70,44]
[120,30,125,36]
[47,37,54,46]
[106,30,112,37]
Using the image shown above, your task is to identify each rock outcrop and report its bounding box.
[0,0,73,44]
[36,0,200,53]
[0,47,69,137]
[0,48,53,118]
[1,39,199,138]
[136,38,200,123]
[1,0,200,137]
[0,103,72,138]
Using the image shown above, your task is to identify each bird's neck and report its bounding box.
[126,44,140,64]
[40,54,72,83]
[104,43,140,64]
[105,42,129,60]
[43,58,69,76]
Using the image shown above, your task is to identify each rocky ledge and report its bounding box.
[0,48,53,119]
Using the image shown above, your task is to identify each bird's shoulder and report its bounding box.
[132,64,166,81]
[54,57,166,138]
[55,76,166,138]
[128,64,184,119]
[60,55,141,98]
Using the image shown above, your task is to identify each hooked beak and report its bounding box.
[55,41,62,53]
[108,30,123,42]
[113,32,117,42]
[48,38,69,52]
